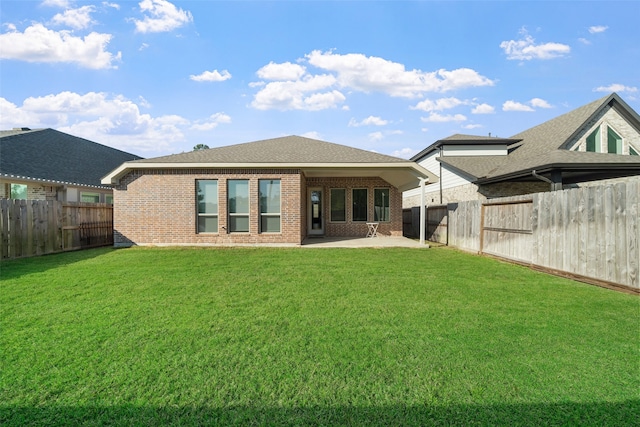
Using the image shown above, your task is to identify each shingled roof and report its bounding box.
[0,128,142,188]
[133,135,408,164]
[435,93,640,184]
[102,135,438,191]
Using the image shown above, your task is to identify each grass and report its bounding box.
[1,246,638,426]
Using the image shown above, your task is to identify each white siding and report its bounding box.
[442,144,508,156]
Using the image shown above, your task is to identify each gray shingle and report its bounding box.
[0,128,142,187]
[133,135,407,164]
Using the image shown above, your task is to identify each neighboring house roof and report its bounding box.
[0,128,143,189]
[103,135,438,191]
[424,93,640,185]
[410,134,521,163]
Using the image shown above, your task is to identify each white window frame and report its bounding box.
[259,179,281,233]
[80,192,100,203]
[228,179,250,233]
[374,188,391,223]
[330,188,346,223]
[352,188,368,222]
[196,180,219,234]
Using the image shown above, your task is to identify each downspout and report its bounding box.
[531,170,553,184]
[439,147,443,204]
[419,178,426,246]
[532,169,563,191]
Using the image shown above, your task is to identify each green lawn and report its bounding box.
[1,246,638,426]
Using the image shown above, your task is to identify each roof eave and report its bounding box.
[101,161,439,187]
[476,161,640,185]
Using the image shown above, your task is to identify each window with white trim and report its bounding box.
[197,180,218,233]
[81,192,100,203]
[607,126,622,154]
[10,183,27,199]
[330,188,346,222]
[259,179,281,233]
[374,188,390,222]
[228,180,249,232]
[586,128,600,152]
[352,188,368,222]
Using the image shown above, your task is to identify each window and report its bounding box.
[607,126,622,154]
[586,128,600,152]
[631,146,639,156]
[197,180,218,233]
[106,195,114,204]
[10,183,27,199]
[374,188,390,222]
[228,180,249,232]
[330,188,346,222]
[81,192,100,203]
[259,179,281,233]
[352,188,368,222]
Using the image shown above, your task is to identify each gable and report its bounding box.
[565,103,640,155]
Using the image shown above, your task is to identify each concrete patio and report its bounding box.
[301,236,428,248]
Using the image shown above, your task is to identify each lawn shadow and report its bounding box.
[0,246,116,281]
[2,401,638,426]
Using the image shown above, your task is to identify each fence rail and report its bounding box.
[403,181,639,291]
[0,199,113,259]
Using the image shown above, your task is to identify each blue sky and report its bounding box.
[1,0,639,159]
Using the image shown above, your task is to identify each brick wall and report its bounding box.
[114,169,303,246]
[112,169,405,246]
[305,176,403,237]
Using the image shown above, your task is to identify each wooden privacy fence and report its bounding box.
[0,199,113,259]
[404,180,639,291]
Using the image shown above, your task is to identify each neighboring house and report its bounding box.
[404,93,640,207]
[1,128,142,203]
[101,135,438,246]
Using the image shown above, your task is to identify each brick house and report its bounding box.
[101,135,437,246]
[1,128,142,203]
[404,93,640,207]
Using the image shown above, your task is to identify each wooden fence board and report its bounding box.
[403,180,639,289]
[1,199,113,260]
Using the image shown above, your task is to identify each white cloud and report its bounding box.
[256,61,306,81]
[502,100,535,112]
[306,50,494,97]
[500,29,570,60]
[462,124,483,130]
[190,69,232,82]
[251,74,345,111]
[472,103,495,114]
[348,116,389,127]
[103,2,120,10]
[588,25,608,34]
[139,43,149,51]
[51,5,96,29]
[594,83,638,93]
[0,23,121,69]
[530,98,553,108]
[0,92,226,154]
[412,97,467,112]
[368,131,384,141]
[578,38,591,45]
[190,112,231,131]
[42,0,70,7]
[421,113,467,123]
[133,0,193,33]
[390,147,419,159]
[250,50,494,111]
